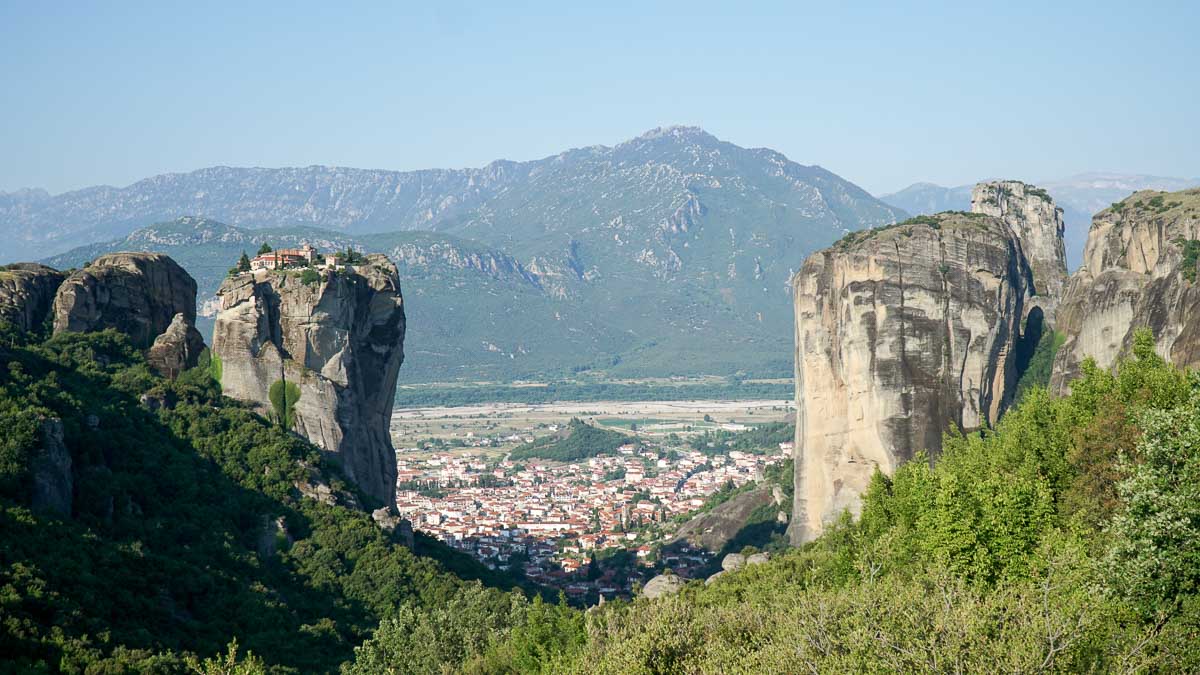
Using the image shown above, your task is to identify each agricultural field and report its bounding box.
[389,398,794,459]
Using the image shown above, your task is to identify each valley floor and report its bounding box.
[388,399,795,603]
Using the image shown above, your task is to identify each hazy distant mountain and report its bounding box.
[877,182,974,216]
[3,127,901,261]
[39,130,903,382]
[1038,173,1199,216]
[881,174,1200,269]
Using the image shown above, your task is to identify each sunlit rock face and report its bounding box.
[52,252,199,349]
[211,256,406,505]
[0,263,66,333]
[788,211,1040,544]
[1051,188,1200,392]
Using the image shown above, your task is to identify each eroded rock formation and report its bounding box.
[669,484,781,554]
[50,252,205,377]
[147,313,207,379]
[0,263,66,332]
[789,209,1045,544]
[971,180,1068,321]
[31,418,72,517]
[1051,188,1200,391]
[53,252,201,349]
[211,256,406,505]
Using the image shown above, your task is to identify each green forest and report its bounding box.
[4,323,1200,672]
[0,326,531,673]
[508,419,630,462]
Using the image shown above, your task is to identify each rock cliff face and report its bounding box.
[211,256,406,505]
[0,263,66,332]
[147,313,207,379]
[1051,189,1200,391]
[669,484,780,554]
[53,253,201,352]
[31,417,72,517]
[788,211,1042,544]
[970,181,1068,321]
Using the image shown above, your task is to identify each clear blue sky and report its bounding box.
[2,1,1197,196]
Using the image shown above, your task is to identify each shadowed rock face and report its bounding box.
[147,313,206,379]
[31,418,72,517]
[0,263,66,332]
[211,255,406,505]
[788,212,1037,544]
[1051,188,1200,392]
[53,253,198,349]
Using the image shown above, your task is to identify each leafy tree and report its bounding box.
[256,243,272,255]
[184,639,266,674]
[1106,385,1200,616]
[237,251,252,272]
[268,378,301,429]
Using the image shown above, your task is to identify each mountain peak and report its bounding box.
[634,125,714,142]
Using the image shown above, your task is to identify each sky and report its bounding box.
[1,1,1197,196]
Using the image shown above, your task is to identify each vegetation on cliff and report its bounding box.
[0,325,529,673]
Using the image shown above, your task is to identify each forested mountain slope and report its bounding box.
[0,326,529,672]
[23,128,905,382]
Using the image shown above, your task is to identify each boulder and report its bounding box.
[641,573,684,599]
[721,553,746,572]
[53,252,200,350]
[373,507,415,547]
[0,263,65,332]
[146,313,206,379]
[669,485,775,553]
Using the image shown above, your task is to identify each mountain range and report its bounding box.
[37,128,905,382]
[882,173,1200,268]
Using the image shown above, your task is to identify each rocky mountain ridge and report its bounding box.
[3,127,903,264]
[43,166,893,381]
